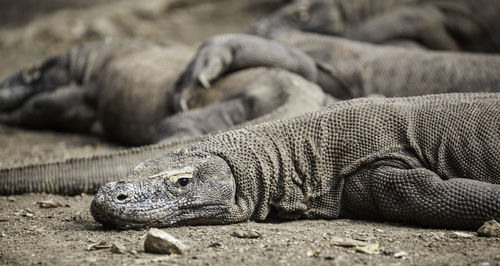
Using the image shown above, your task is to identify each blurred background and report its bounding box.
[0,0,283,78]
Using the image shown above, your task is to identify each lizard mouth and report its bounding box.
[91,195,230,229]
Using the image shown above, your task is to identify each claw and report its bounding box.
[178,98,189,111]
[198,73,211,89]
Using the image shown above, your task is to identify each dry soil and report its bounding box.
[0,1,499,265]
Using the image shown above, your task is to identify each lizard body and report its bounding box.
[91,93,500,230]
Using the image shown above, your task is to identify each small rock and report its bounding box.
[129,249,138,255]
[27,225,43,233]
[452,231,474,238]
[230,230,262,239]
[0,216,9,222]
[331,237,369,247]
[87,241,112,251]
[22,212,35,218]
[110,243,126,254]
[144,228,188,255]
[393,251,408,258]
[73,212,85,222]
[37,199,69,208]
[7,196,15,202]
[355,243,380,255]
[306,250,320,257]
[209,242,223,248]
[477,220,500,237]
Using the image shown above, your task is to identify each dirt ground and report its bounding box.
[0,1,499,265]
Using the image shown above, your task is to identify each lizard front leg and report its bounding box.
[174,34,318,111]
[342,165,500,229]
[155,98,248,141]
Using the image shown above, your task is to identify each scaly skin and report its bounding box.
[0,68,330,195]
[91,93,500,230]
[0,40,192,145]
[249,0,500,53]
[175,33,500,105]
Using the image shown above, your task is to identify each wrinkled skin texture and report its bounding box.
[0,68,329,195]
[91,93,500,230]
[175,32,500,107]
[91,152,235,228]
[0,40,191,145]
[249,0,500,53]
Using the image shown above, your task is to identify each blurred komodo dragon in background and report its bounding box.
[249,0,500,53]
[0,40,334,145]
[0,40,332,194]
[91,93,500,230]
[175,32,500,108]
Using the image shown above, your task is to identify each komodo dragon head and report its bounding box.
[90,151,236,228]
[248,0,345,38]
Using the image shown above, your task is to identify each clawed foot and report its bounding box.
[174,35,236,111]
[173,34,317,112]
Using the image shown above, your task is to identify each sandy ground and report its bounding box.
[0,1,499,265]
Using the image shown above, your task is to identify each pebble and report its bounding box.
[355,243,379,255]
[306,250,320,257]
[230,230,262,239]
[330,237,368,247]
[73,212,85,222]
[37,199,69,208]
[129,250,138,255]
[209,242,223,248]
[144,228,188,255]
[87,241,112,251]
[393,251,408,258]
[452,232,474,238]
[477,220,500,237]
[111,243,126,254]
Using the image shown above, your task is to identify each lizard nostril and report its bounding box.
[117,194,128,201]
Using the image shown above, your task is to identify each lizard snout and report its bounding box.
[100,181,135,204]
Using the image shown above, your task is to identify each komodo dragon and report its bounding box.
[0,66,330,195]
[0,40,220,145]
[248,0,500,53]
[90,93,500,230]
[175,32,500,106]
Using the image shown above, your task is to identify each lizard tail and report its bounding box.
[0,139,199,195]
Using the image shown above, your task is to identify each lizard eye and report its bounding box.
[290,5,310,22]
[177,178,190,187]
